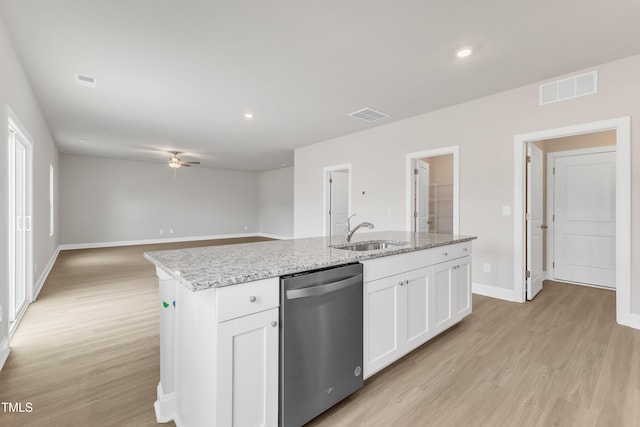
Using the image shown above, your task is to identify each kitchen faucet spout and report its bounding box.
[345,214,375,242]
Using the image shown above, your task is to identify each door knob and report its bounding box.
[270,321,278,328]
[249,296,257,303]
[540,225,548,229]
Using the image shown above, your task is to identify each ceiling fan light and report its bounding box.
[169,161,181,168]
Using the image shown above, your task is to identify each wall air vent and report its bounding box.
[539,70,597,105]
[75,74,97,88]
[349,107,389,122]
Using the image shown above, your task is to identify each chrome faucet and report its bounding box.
[345,214,375,242]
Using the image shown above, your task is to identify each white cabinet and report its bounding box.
[364,267,433,378]
[432,259,456,334]
[363,243,472,379]
[169,277,280,427]
[455,257,472,319]
[217,308,279,427]
[431,255,472,336]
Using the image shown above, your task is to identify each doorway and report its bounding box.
[323,164,351,237]
[405,146,459,234]
[6,107,34,337]
[526,134,616,300]
[514,117,633,328]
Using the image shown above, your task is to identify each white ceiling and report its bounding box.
[1,1,640,171]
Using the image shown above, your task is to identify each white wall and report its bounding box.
[0,16,59,363]
[259,167,294,238]
[60,155,260,245]
[294,54,640,315]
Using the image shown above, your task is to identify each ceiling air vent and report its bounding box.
[75,74,97,88]
[349,107,389,122]
[539,70,597,105]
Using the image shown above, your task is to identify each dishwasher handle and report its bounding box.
[286,274,362,300]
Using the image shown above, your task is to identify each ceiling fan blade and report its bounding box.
[185,161,200,165]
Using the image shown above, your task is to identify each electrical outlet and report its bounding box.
[169,229,174,234]
[160,229,164,235]
[0,305,3,322]
[483,263,492,273]
[244,225,248,230]
[502,206,511,216]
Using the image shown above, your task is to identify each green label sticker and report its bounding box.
[163,301,169,308]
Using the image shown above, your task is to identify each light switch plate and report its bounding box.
[502,206,511,216]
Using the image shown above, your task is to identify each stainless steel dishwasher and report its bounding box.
[279,263,363,427]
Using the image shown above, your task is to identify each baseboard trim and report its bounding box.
[0,336,10,371]
[154,382,176,423]
[33,247,61,301]
[621,313,640,330]
[472,282,522,303]
[58,233,275,251]
[257,232,292,240]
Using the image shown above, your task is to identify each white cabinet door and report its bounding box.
[217,308,279,427]
[432,260,456,334]
[404,267,434,352]
[455,257,472,319]
[364,267,432,378]
[364,275,402,378]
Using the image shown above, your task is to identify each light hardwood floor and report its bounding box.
[2,242,639,426]
[0,237,271,427]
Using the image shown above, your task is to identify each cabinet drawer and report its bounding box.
[217,277,279,322]
[432,241,472,264]
[362,250,434,282]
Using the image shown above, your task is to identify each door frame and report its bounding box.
[405,146,459,234]
[414,159,429,232]
[322,163,351,237]
[546,145,617,287]
[513,117,633,328]
[5,105,34,337]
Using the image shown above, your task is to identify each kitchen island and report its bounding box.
[145,231,476,426]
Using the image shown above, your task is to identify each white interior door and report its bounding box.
[526,144,544,300]
[8,126,32,331]
[328,170,349,236]
[553,151,616,288]
[414,160,429,232]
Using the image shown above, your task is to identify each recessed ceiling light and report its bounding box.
[79,138,87,143]
[244,113,254,119]
[281,163,287,167]
[456,48,472,58]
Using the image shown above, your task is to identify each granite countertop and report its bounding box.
[144,231,476,292]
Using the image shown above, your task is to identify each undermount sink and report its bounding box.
[330,240,409,252]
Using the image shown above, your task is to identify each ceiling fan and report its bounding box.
[168,151,200,168]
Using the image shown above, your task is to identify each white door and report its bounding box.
[414,160,429,232]
[328,170,349,236]
[217,308,279,427]
[455,257,472,318]
[432,261,455,334]
[8,125,32,332]
[364,276,402,377]
[526,144,544,300]
[404,267,433,351]
[553,151,616,288]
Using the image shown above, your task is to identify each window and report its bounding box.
[50,164,54,236]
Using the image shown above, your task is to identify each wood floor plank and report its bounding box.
[0,237,271,427]
[1,243,639,427]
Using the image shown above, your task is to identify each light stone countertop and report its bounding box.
[144,231,477,292]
